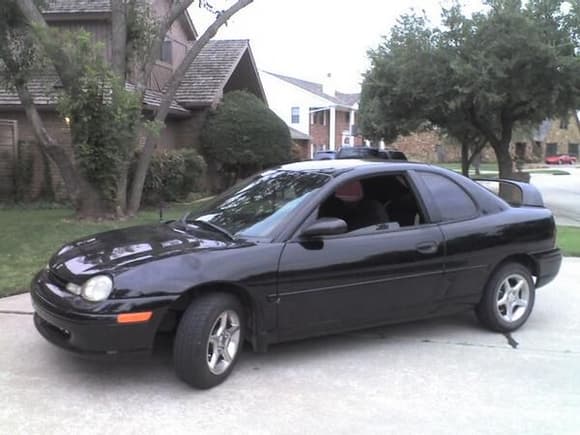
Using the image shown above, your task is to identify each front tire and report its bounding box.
[174,293,244,389]
[475,263,535,332]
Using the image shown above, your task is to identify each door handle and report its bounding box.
[416,241,438,255]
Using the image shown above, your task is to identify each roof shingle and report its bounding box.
[264,71,359,107]
[42,0,111,13]
[175,39,249,107]
[0,71,189,114]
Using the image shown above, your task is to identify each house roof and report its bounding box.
[175,39,256,107]
[0,71,189,116]
[264,71,360,108]
[42,0,112,14]
[1,39,265,115]
[289,127,311,141]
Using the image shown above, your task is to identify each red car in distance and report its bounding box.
[545,154,577,165]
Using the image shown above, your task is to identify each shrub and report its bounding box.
[140,149,206,205]
[200,90,292,190]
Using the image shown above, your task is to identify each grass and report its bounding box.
[557,226,580,257]
[436,163,572,177]
[435,162,499,174]
[0,204,195,298]
[1,206,578,298]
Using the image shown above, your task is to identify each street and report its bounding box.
[1,259,579,434]
[531,167,580,227]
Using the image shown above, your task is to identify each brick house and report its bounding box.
[387,113,580,165]
[261,71,363,159]
[515,114,580,162]
[0,0,266,201]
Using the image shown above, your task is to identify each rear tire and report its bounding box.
[475,263,535,332]
[174,293,244,389]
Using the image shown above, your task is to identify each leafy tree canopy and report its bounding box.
[200,90,292,183]
[360,0,580,178]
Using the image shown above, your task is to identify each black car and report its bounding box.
[336,146,407,161]
[31,160,561,389]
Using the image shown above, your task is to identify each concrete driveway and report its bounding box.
[1,259,579,435]
[531,167,580,227]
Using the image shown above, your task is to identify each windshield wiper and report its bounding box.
[184,218,236,242]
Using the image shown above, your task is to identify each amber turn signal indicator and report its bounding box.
[117,311,153,324]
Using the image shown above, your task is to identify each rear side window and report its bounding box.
[419,172,478,221]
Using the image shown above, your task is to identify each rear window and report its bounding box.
[388,151,407,161]
[337,148,379,158]
[418,172,478,221]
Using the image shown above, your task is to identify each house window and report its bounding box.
[160,39,172,64]
[569,143,579,157]
[546,143,558,157]
[291,107,300,124]
[560,118,569,129]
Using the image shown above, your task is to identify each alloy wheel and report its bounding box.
[496,273,530,323]
[206,310,241,375]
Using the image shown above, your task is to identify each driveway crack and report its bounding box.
[503,332,519,349]
[0,310,34,316]
[421,338,579,355]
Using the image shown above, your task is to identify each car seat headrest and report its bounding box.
[335,180,363,202]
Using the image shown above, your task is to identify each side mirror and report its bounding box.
[301,218,348,237]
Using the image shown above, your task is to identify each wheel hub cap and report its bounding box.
[206,310,241,375]
[496,274,530,323]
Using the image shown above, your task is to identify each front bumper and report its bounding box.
[31,270,177,357]
[532,248,562,288]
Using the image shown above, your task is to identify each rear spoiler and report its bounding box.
[473,178,544,207]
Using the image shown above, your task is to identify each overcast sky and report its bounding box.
[192,0,487,93]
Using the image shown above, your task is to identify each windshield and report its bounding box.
[185,170,331,238]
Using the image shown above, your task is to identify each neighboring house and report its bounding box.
[387,113,580,164]
[0,0,265,200]
[519,114,580,161]
[261,71,362,159]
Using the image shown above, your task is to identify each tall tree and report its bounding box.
[360,0,580,180]
[3,0,253,218]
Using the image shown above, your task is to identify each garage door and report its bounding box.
[0,120,18,201]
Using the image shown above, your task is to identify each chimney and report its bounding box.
[322,73,336,97]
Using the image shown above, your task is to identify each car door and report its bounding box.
[413,171,494,309]
[275,172,446,340]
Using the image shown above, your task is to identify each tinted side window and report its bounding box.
[419,172,478,221]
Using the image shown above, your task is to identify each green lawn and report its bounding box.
[0,204,195,298]
[1,206,578,298]
[435,162,499,173]
[557,226,580,257]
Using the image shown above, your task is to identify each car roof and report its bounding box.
[277,159,430,177]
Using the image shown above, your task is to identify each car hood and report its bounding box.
[48,222,240,280]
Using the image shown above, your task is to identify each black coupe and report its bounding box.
[31,160,562,389]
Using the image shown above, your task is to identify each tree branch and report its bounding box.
[17,0,71,86]
[128,0,254,214]
[468,104,501,148]
[138,0,197,94]
[111,0,128,78]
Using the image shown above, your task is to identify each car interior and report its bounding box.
[317,174,425,233]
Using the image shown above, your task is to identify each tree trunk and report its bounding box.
[461,141,469,176]
[115,162,130,218]
[16,81,113,218]
[126,0,254,215]
[469,149,482,176]
[495,142,513,180]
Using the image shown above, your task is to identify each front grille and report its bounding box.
[48,270,68,289]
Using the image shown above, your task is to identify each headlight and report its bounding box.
[81,275,113,302]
